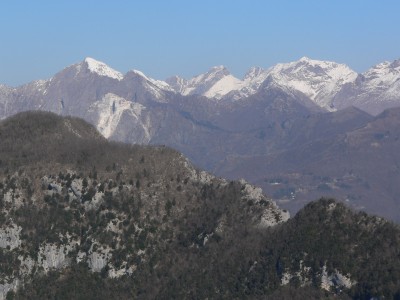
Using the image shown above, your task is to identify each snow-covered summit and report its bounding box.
[84,57,124,81]
[264,57,358,110]
[332,58,400,115]
[361,59,400,88]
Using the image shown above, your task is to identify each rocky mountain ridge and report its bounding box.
[0,112,288,299]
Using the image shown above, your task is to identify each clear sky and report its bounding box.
[1,0,400,86]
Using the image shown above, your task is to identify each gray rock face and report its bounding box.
[0,223,21,250]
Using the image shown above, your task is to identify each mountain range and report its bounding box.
[1,56,400,222]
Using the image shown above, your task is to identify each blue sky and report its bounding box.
[1,0,400,86]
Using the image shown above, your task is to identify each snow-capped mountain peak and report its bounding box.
[265,57,358,110]
[83,57,124,81]
[363,60,400,84]
[332,58,400,115]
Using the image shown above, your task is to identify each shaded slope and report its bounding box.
[215,107,400,222]
[0,112,288,299]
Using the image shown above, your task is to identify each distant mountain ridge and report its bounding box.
[2,56,400,115]
[167,57,359,110]
[168,57,400,115]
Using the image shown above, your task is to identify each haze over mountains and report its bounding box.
[1,56,400,222]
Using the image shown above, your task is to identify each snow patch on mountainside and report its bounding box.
[85,57,123,81]
[170,66,244,99]
[203,74,243,98]
[363,61,400,87]
[89,93,146,139]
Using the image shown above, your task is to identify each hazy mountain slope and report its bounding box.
[147,86,322,171]
[215,107,400,222]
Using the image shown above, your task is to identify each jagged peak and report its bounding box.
[244,66,266,81]
[202,65,231,78]
[165,75,187,88]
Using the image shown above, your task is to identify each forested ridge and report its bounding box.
[1,112,400,299]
